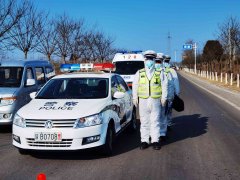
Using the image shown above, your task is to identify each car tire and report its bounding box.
[128,109,137,132]
[18,148,28,155]
[102,124,114,156]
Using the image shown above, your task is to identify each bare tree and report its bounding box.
[93,31,115,62]
[68,19,86,63]
[0,0,27,48]
[55,14,82,63]
[82,31,98,61]
[36,19,57,61]
[7,3,47,59]
[218,16,240,72]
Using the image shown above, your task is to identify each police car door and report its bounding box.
[111,75,125,128]
[116,75,132,124]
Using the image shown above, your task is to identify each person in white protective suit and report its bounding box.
[132,50,168,150]
[155,53,170,140]
[161,55,180,139]
[155,53,165,71]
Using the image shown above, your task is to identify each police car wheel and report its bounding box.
[18,148,28,155]
[102,124,114,156]
[128,110,137,132]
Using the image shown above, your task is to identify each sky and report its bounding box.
[13,0,240,62]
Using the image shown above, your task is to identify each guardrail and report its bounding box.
[184,68,240,88]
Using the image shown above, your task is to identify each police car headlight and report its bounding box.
[74,114,103,128]
[1,97,17,106]
[13,114,26,128]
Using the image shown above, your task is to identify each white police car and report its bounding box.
[12,71,137,155]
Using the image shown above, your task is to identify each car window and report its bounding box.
[114,61,144,75]
[116,75,128,92]
[36,78,109,99]
[111,75,119,97]
[46,66,55,80]
[26,68,34,79]
[0,67,23,87]
[35,67,46,85]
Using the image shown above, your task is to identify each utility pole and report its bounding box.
[167,32,171,56]
[228,25,232,71]
[174,50,177,62]
[193,42,197,74]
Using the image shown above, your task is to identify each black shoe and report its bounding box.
[152,142,161,150]
[140,142,149,150]
[159,136,167,142]
[167,126,172,131]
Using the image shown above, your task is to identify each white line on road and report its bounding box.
[186,77,240,111]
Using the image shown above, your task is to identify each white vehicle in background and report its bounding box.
[12,65,137,156]
[112,51,145,88]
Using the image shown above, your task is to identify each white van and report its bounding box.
[112,51,145,88]
[0,60,55,125]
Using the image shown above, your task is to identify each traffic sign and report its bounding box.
[183,44,192,50]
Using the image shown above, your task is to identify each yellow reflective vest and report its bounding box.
[137,69,162,99]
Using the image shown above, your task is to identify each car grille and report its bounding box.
[25,119,76,128]
[26,138,73,147]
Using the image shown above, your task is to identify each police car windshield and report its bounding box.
[36,78,109,99]
[114,61,144,75]
[0,67,23,87]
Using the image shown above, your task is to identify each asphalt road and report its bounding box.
[0,71,240,180]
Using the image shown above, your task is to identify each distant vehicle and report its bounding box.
[13,66,136,155]
[0,60,55,125]
[112,51,145,88]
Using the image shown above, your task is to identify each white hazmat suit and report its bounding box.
[160,65,180,136]
[132,64,168,144]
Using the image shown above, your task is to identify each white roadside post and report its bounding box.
[225,73,228,84]
[230,73,233,86]
[237,74,239,88]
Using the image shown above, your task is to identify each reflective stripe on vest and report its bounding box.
[137,69,162,99]
[164,67,172,79]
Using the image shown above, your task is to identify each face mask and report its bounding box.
[155,63,162,69]
[164,62,170,68]
[145,60,154,69]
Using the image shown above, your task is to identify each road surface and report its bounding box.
[0,71,240,180]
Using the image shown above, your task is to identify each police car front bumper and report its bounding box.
[12,123,108,150]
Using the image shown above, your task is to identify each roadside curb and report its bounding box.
[180,71,240,94]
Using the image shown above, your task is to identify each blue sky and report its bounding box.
[26,0,240,61]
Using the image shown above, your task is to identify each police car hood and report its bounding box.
[18,99,109,119]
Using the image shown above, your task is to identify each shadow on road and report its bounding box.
[29,114,207,160]
[0,125,12,133]
[164,113,208,145]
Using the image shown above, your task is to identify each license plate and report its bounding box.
[123,76,130,79]
[34,132,62,142]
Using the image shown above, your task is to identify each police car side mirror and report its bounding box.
[26,79,36,86]
[113,91,125,99]
[30,92,37,99]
